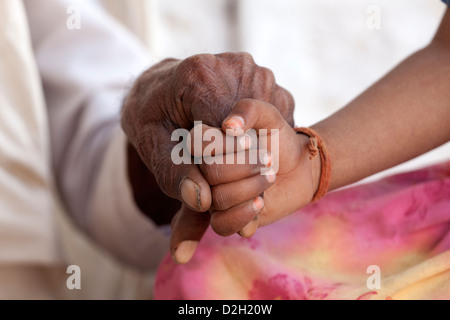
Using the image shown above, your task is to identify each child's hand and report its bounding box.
[203,98,321,236]
[171,99,321,264]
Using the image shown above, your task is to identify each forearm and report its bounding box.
[312,20,450,190]
[25,0,174,268]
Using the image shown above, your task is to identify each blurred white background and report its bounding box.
[103,0,449,184]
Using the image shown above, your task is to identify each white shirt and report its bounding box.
[23,0,169,270]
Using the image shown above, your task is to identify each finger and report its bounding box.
[222,99,293,175]
[210,196,265,237]
[187,124,257,158]
[210,169,276,211]
[222,99,288,134]
[239,61,295,127]
[138,124,212,212]
[170,206,210,264]
[199,149,272,186]
[271,85,295,127]
[239,214,260,239]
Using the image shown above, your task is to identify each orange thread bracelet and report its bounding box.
[294,127,332,202]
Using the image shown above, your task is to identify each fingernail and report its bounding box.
[262,152,272,167]
[239,134,252,150]
[239,217,259,239]
[265,168,277,184]
[251,196,264,212]
[173,241,198,264]
[180,178,202,211]
[224,116,245,130]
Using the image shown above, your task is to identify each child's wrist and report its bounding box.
[294,128,328,203]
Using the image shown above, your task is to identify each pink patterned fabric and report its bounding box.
[155,161,450,300]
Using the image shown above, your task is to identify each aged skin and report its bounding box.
[121,52,295,225]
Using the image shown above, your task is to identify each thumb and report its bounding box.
[170,205,210,264]
[222,99,290,176]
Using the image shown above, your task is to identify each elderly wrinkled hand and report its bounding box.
[121,52,295,263]
[122,52,294,211]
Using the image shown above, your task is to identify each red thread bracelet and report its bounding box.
[294,127,332,202]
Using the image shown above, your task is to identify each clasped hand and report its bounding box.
[121,53,320,264]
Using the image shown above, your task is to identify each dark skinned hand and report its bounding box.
[121,52,294,263]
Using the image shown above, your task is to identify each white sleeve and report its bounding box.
[23,0,169,270]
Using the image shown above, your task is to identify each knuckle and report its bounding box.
[176,54,218,99]
[220,51,255,65]
[160,57,178,65]
[237,51,255,65]
[180,54,215,72]
[279,87,295,108]
[251,67,276,101]
[260,67,276,85]
[273,87,295,125]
